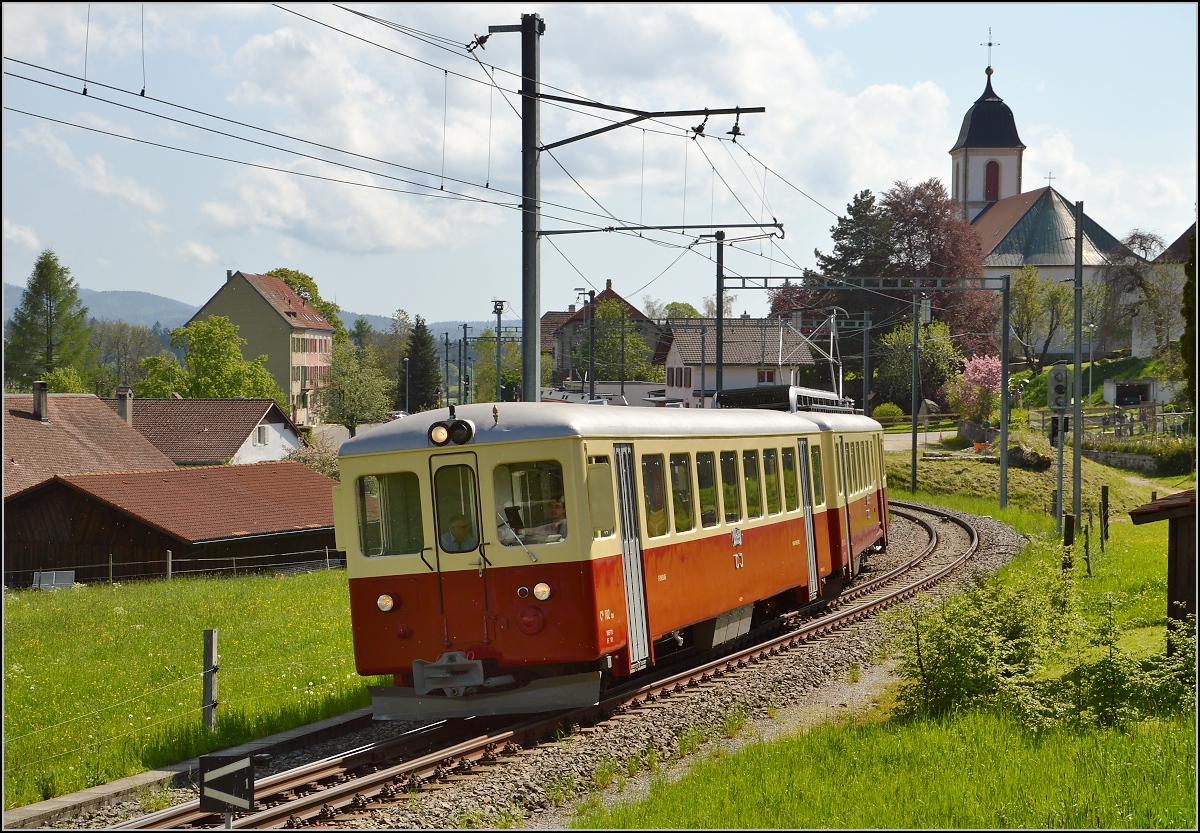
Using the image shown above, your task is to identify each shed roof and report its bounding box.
[6,461,336,543]
[971,187,1125,267]
[1130,489,1196,525]
[3,394,176,498]
[100,397,297,464]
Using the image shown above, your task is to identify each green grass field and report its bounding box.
[2,569,385,810]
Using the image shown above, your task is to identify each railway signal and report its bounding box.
[1048,363,1072,413]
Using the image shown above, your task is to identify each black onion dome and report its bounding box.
[950,69,1025,151]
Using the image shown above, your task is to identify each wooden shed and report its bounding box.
[1129,489,1196,650]
[4,461,339,587]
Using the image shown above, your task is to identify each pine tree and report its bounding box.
[401,316,444,413]
[4,249,93,389]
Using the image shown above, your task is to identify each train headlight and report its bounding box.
[428,423,450,446]
[428,419,475,446]
[376,594,395,612]
[532,582,552,601]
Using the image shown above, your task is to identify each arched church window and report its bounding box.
[985,161,1000,201]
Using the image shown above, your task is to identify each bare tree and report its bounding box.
[1009,265,1072,372]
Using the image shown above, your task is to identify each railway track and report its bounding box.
[116,501,979,830]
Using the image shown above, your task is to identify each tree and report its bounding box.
[873,319,963,410]
[401,316,443,412]
[43,365,88,393]
[87,318,161,395]
[663,301,702,319]
[136,316,286,406]
[375,308,412,409]
[348,317,376,351]
[323,340,391,438]
[471,328,523,402]
[942,355,1002,424]
[1182,232,1196,410]
[1091,230,1166,355]
[4,249,93,389]
[1009,265,1072,372]
[702,293,737,318]
[283,434,341,481]
[880,178,993,357]
[265,268,347,343]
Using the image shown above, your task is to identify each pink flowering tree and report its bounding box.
[943,355,1002,424]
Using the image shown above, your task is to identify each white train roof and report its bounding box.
[340,402,844,457]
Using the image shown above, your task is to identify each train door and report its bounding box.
[613,443,651,672]
[838,436,854,578]
[430,452,488,614]
[797,438,819,601]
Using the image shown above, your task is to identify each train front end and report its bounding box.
[331,404,621,721]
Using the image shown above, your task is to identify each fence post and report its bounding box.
[167,549,172,581]
[202,629,218,730]
[1084,523,1092,577]
[1063,514,1075,571]
[1100,485,1109,550]
[109,554,113,585]
[325,546,330,570]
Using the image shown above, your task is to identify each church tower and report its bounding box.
[950,66,1025,221]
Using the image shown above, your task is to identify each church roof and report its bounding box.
[971,187,1124,267]
[1155,222,1195,264]
[950,69,1025,152]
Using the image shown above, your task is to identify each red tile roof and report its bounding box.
[100,398,296,464]
[665,319,815,366]
[12,462,336,543]
[240,272,334,332]
[3,394,176,498]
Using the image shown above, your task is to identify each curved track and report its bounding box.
[117,501,978,830]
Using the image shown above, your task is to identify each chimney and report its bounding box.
[226,269,234,282]
[606,279,612,290]
[32,381,49,423]
[116,385,133,426]
[568,304,576,314]
[741,310,751,319]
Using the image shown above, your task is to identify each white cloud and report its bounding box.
[179,241,219,265]
[21,125,164,212]
[3,217,40,249]
[807,4,873,30]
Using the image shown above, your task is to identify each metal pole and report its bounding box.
[494,300,505,401]
[620,310,625,397]
[700,321,707,408]
[588,290,596,400]
[444,333,451,406]
[202,628,217,730]
[1056,414,1065,534]
[910,294,919,494]
[715,231,725,395]
[167,549,172,581]
[1073,202,1084,524]
[403,357,409,413]
[1000,272,1011,508]
[519,14,543,403]
[863,312,871,414]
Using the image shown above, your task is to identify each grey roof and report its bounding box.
[950,70,1025,152]
[972,187,1124,267]
[665,319,815,367]
[340,402,834,457]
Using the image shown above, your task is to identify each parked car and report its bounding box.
[387,411,408,420]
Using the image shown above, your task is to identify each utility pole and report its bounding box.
[1000,272,1011,508]
[1073,202,1084,524]
[588,289,596,400]
[462,322,472,404]
[715,231,726,394]
[862,312,871,414]
[443,333,451,406]
[910,293,920,494]
[494,300,505,402]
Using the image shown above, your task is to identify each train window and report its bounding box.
[781,447,799,511]
[641,454,669,538]
[435,466,480,553]
[356,472,424,557]
[493,460,566,546]
[696,452,719,528]
[720,451,742,523]
[810,445,825,505]
[669,453,695,533]
[743,450,763,519]
[850,443,859,494]
[762,448,781,515]
[587,456,616,539]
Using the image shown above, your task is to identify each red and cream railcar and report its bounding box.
[331,402,886,720]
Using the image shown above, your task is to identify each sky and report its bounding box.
[2,3,1196,327]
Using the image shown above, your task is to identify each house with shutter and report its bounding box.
[189,271,334,425]
[3,384,176,499]
[101,389,303,466]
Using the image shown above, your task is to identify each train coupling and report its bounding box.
[412,651,485,695]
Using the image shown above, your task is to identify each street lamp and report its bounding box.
[403,356,410,414]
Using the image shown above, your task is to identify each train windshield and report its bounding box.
[357,472,424,557]
[435,465,480,553]
[493,460,566,545]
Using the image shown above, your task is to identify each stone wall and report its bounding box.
[1081,448,1156,472]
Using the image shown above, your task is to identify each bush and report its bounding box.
[872,402,904,420]
[1081,435,1195,474]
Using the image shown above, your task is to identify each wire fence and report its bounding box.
[4,547,346,591]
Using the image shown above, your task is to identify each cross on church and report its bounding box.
[1045,172,1056,186]
[981,27,999,66]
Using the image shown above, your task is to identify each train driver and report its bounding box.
[440,514,478,552]
[535,496,568,541]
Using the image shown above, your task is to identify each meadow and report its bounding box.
[2,569,386,810]
[570,455,1196,829]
